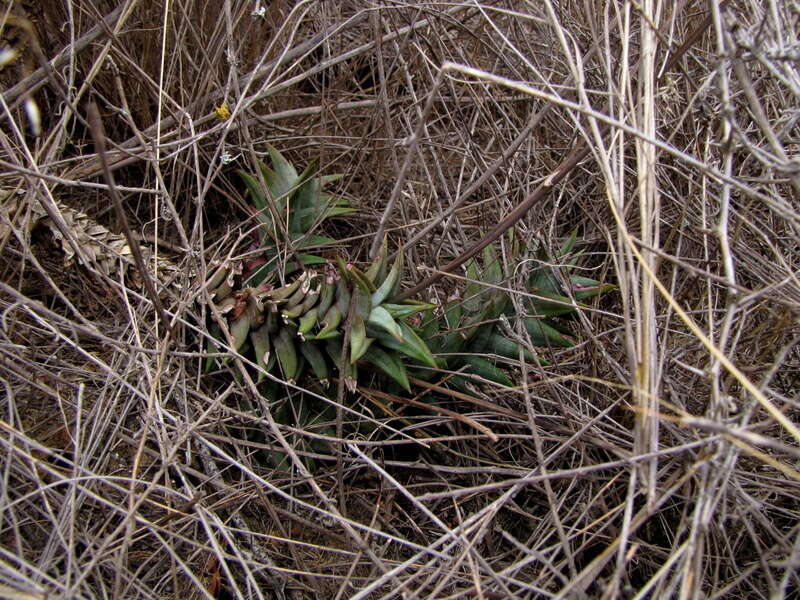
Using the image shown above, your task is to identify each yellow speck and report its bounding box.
[215,103,231,121]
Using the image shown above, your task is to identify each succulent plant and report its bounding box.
[422,231,615,390]
[207,148,614,417]
[236,145,355,287]
[208,245,440,388]
[206,148,438,393]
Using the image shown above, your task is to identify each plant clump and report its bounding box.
[206,148,615,400]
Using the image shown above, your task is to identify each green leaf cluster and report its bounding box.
[237,145,354,287]
[423,233,615,389]
[206,148,614,467]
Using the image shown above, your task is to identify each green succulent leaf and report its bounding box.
[482,333,540,363]
[419,308,440,341]
[238,170,268,214]
[204,322,223,373]
[458,311,485,343]
[363,346,411,392]
[266,144,299,191]
[482,244,503,287]
[322,205,356,219]
[350,317,370,364]
[374,321,438,369]
[381,302,435,320]
[462,259,484,313]
[371,248,402,305]
[444,299,462,329]
[489,289,509,319]
[275,326,300,382]
[560,227,579,256]
[299,341,329,383]
[291,161,321,232]
[289,233,338,248]
[257,161,291,206]
[522,317,575,347]
[365,240,388,284]
[462,355,514,387]
[230,313,252,351]
[251,323,273,382]
[466,323,494,353]
[295,189,354,232]
[528,276,613,316]
[319,173,345,186]
[528,291,582,317]
[438,330,467,355]
[284,254,329,276]
[367,305,404,342]
[529,265,564,297]
[568,275,617,301]
[295,157,320,187]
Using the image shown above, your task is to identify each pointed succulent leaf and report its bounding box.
[373,321,438,368]
[363,346,411,392]
[489,289,509,319]
[568,275,616,301]
[559,227,579,256]
[257,160,292,207]
[368,306,404,342]
[542,318,577,338]
[419,308,440,340]
[462,355,514,387]
[295,179,322,231]
[275,326,300,382]
[238,170,268,213]
[349,317,371,364]
[299,341,329,383]
[297,308,319,338]
[250,323,273,381]
[204,323,223,373]
[319,173,345,186]
[382,302,435,320]
[482,244,503,287]
[353,287,372,320]
[528,291,584,317]
[315,303,343,339]
[296,197,357,228]
[439,330,466,354]
[290,233,338,249]
[372,250,402,306]
[267,144,299,190]
[484,333,541,363]
[323,336,345,368]
[322,205,357,219]
[529,264,564,297]
[522,317,575,347]
[365,240,388,284]
[444,299,462,329]
[291,161,320,233]
[295,157,320,187]
[333,275,351,313]
[466,323,494,353]
[402,298,437,307]
[459,311,484,342]
[230,313,252,352]
[389,253,405,299]
[347,264,377,294]
[462,259,484,313]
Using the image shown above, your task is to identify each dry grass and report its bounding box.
[1,1,799,598]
